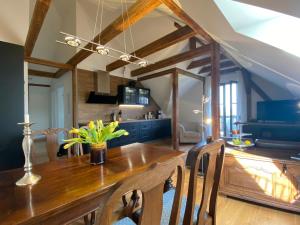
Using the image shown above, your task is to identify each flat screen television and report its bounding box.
[257,100,300,122]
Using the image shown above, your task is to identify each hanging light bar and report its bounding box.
[56,0,151,68]
[57,32,150,68]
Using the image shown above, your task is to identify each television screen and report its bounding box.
[257,100,300,122]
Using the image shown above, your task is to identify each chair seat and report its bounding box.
[161,190,200,225]
[113,217,136,225]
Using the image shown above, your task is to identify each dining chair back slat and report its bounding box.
[97,157,185,225]
[183,139,225,225]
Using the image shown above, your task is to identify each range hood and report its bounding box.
[86,70,117,104]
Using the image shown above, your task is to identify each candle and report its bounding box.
[25,114,30,123]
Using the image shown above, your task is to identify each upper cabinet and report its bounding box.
[138,88,150,105]
[118,85,150,105]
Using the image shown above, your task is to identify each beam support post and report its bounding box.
[172,70,179,150]
[211,42,220,139]
[72,67,78,128]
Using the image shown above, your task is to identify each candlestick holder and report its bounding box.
[16,122,41,186]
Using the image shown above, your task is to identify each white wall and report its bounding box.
[250,74,294,119]
[51,72,73,129]
[0,0,29,45]
[28,76,52,130]
[178,76,203,127]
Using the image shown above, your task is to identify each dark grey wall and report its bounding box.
[0,41,24,171]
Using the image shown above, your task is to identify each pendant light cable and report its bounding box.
[92,0,101,50]
[98,0,105,45]
[124,0,136,56]
[121,0,127,54]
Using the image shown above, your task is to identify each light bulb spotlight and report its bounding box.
[120,54,131,62]
[96,45,109,55]
[138,60,148,67]
[64,36,81,47]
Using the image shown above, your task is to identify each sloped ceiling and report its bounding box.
[29,0,300,98]
[178,0,300,97]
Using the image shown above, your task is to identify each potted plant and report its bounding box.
[64,120,129,165]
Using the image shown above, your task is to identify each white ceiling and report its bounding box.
[29,0,300,98]
[177,0,300,97]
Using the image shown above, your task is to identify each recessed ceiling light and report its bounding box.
[96,45,109,55]
[64,36,81,47]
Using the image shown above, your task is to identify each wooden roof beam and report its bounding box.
[131,44,211,76]
[25,57,73,70]
[174,22,204,46]
[198,60,235,74]
[55,0,161,78]
[106,25,196,72]
[187,54,227,70]
[161,0,213,44]
[175,68,204,81]
[28,69,56,78]
[137,68,176,81]
[24,0,52,57]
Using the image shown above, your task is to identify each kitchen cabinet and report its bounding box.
[118,85,150,105]
[107,119,171,148]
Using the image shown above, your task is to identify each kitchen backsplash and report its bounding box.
[77,69,160,124]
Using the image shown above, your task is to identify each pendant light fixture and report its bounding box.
[56,0,150,68]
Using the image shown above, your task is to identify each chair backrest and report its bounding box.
[96,157,185,225]
[183,139,225,225]
[32,128,83,162]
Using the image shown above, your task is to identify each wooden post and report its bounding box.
[72,67,78,128]
[241,69,252,121]
[172,70,179,150]
[211,42,220,139]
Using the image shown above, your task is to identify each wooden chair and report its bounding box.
[32,128,83,162]
[183,139,225,225]
[95,157,185,225]
[159,139,225,225]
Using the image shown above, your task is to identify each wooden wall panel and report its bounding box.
[77,69,160,124]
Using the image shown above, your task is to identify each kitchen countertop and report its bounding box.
[79,118,171,126]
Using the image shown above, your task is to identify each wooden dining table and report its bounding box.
[0,143,184,225]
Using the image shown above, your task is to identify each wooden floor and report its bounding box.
[183,170,300,225]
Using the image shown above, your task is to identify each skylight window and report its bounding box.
[214,0,300,58]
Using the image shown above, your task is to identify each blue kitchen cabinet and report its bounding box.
[107,119,171,149]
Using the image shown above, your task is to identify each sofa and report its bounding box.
[179,122,205,144]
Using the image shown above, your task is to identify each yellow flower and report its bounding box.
[124,132,129,136]
[88,121,95,129]
[69,128,79,134]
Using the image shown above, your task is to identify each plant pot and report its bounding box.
[89,143,107,165]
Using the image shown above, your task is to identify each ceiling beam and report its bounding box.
[55,0,161,78]
[187,54,226,70]
[198,60,235,74]
[24,0,52,57]
[131,44,211,76]
[25,57,73,70]
[28,69,56,78]
[219,67,240,75]
[161,0,213,44]
[137,68,176,81]
[176,68,204,81]
[106,25,196,72]
[137,67,204,82]
[174,22,204,46]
